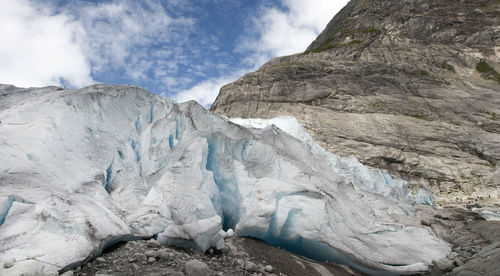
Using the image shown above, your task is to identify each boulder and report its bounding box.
[183,259,211,276]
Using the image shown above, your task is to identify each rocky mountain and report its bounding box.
[210,0,500,205]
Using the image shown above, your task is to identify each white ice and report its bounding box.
[0,84,449,275]
[471,208,500,221]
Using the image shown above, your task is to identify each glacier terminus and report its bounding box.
[0,84,450,275]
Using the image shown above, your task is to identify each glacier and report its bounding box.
[0,84,450,275]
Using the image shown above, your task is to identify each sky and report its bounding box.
[0,0,349,107]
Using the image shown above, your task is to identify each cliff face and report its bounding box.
[210,0,500,204]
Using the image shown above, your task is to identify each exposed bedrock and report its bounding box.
[210,0,500,204]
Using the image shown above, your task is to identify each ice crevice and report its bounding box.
[0,195,33,226]
[149,104,154,124]
[135,113,141,133]
[0,86,450,276]
[104,158,114,193]
[205,135,242,231]
[168,134,174,149]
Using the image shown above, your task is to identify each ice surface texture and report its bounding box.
[0,84,449,275]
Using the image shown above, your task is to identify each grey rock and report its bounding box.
[245,260,257,272]
[433,258,455,272]
[235,259,244,267]
[144,250,158,258]
[451,241,500,276]
[96,257,106,263]
[3,259,14,268]
[421,218,432,227]
[147,257,156,264]
[156,248,170,259]
[264,265,273,272]
[183,259,211,276]
[133,253,147,263]
[61,271,74,276]
[146,239,160,248]
[211,0,500,205]
[416,205,500,275]
[448,252,459,260]
[455,259,464,266]
[74,237,363,276]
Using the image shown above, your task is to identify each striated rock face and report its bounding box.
[211,0,500,204]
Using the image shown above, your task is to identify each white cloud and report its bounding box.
[163,77,179,88]
[71,0,194,78]
[174,70,246,107]
[0,0,195,89]
[239,0,349,67]
[0,0,349,108]
[0,0,92,88]
[176,0,349,107]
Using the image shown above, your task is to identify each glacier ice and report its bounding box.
[417,188,436,206]
[471,207,500,221]
[0,84,449,275]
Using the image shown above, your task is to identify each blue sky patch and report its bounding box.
[0,0,348,106]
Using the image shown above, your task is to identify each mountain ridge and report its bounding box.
[210,0,500,205]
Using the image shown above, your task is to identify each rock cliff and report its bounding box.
[211,0,500,204]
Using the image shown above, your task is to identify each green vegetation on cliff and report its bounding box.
[476,60,500,83]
